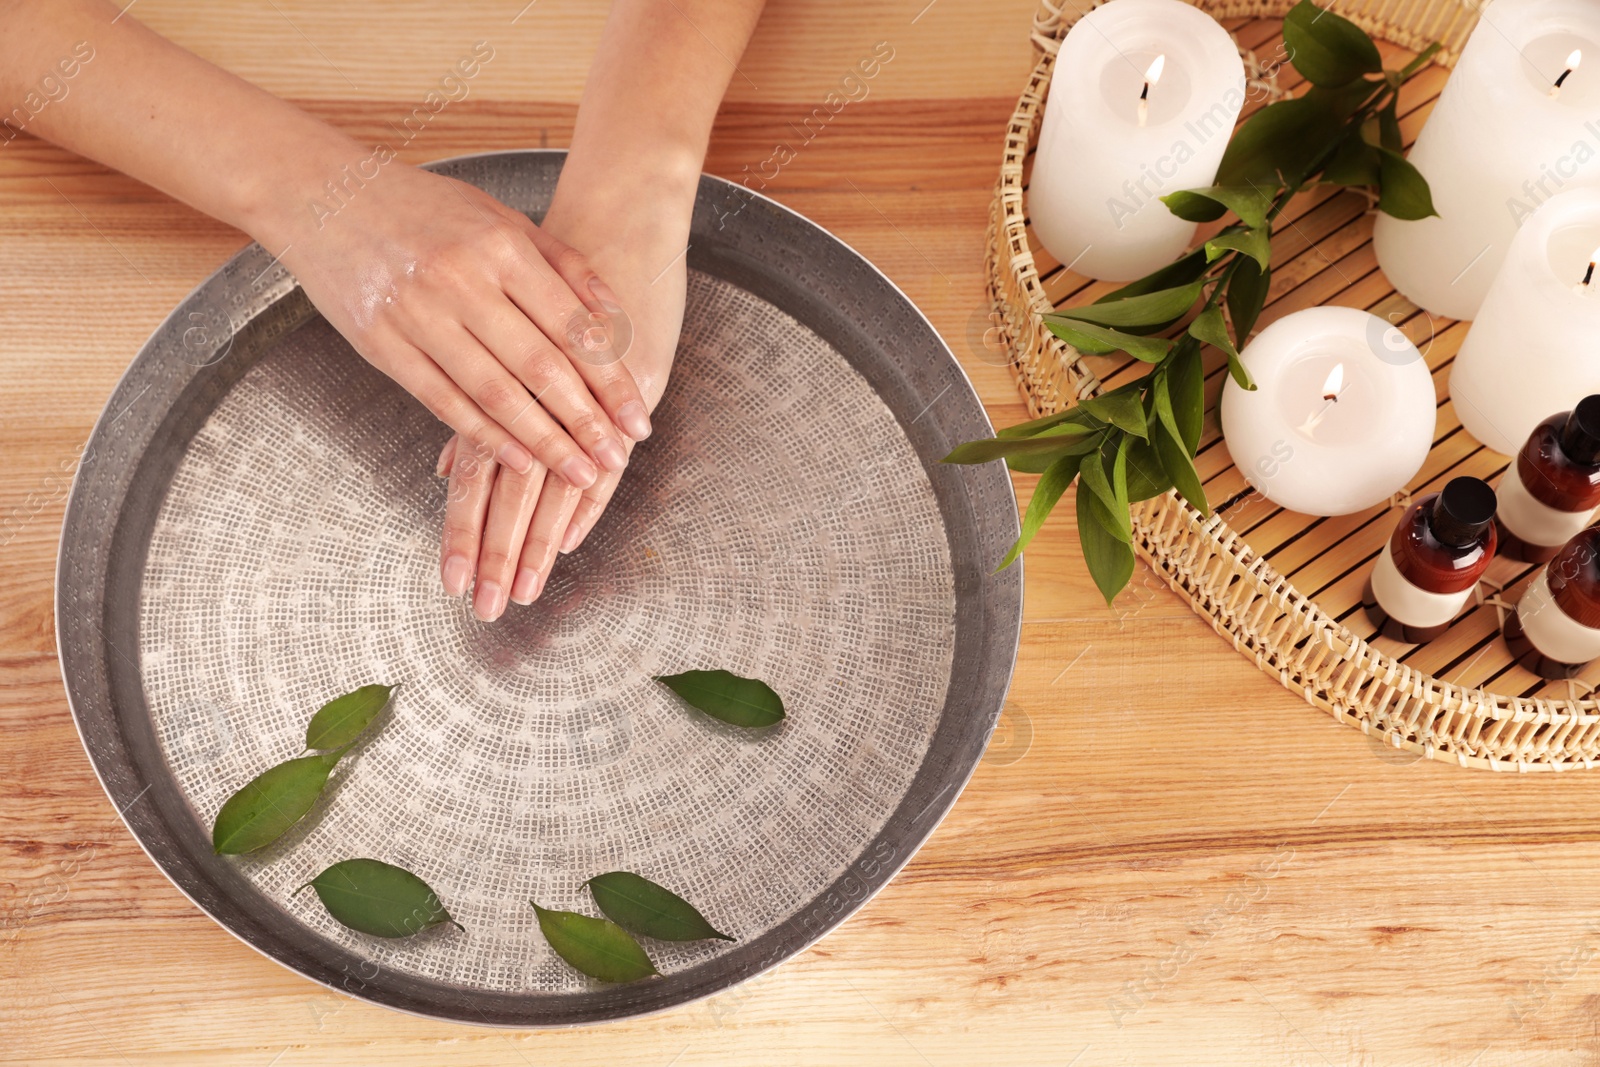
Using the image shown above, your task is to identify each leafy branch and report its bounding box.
[947,0,1439,603]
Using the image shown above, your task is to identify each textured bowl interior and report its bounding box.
[55,150,1022,1025]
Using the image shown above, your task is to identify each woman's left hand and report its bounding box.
[435,170,692,620]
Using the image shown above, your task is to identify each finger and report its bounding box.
[473,463,543,621]
[561,469,624,554]
[417,318,603,491]
[513,478,583,604]
[440,438,498,597]
[436,435,459,478]
[500,222,653,443]
[461,294,633,476]
[374,338,538,477]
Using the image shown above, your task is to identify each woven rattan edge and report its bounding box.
[987,0,1600,770]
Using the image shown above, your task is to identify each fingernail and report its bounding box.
[589,276,622,311]
[559,455,598,489]
[435,444,453,478]
[511,567,539,604]
[617,401,652,441]
[442,554,471,597]
[594,437,627,473]
[474,579,506,621]
[560,523,583,553]
[498,441,536,474]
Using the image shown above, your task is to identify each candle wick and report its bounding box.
[1137,84,1150,128]
[1552,68,1574,97]
[1585,261,1596,287]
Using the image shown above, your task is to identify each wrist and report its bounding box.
[547,138,702,241]
[230,125,386,252]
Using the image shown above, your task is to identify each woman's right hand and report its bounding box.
[272,161,652,490]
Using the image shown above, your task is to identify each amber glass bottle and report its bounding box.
[1363,477,1498,643]
[1497,395,1600,563]
[1504,527,1600,679]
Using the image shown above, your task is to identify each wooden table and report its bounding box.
[7,3,1600,1064]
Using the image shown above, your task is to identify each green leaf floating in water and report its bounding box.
[304,858,462,938]
[305,683,397,751]
[212,751,342,855]
[655,670,785,729]
[531,902,659,983]
[586,871,735,943]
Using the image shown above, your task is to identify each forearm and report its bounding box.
[0,0,360,249]
[556,0,765,215]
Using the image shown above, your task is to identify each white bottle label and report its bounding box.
[1498,463,1598,551]
[1370,541,1472,628]
[1519,568,1600,666]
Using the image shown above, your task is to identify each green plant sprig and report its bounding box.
[946,0,1440,604]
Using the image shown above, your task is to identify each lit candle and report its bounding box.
[1028,0,1246,282]
[1373,0,1600,322]
[1220,307,1437,516]
[1451,186,1600,454]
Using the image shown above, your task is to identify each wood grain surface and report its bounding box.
[5,3,1600,1065]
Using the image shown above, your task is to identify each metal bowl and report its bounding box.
[55,150,1022,1026]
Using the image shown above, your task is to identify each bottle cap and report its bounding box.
[1558,394,1600,466]
[1429,477,1497,548]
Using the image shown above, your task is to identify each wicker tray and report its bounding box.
[987,0,1600,771]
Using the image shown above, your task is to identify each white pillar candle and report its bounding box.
[1029,0,1245,282]
[1373,0,1600,322]
[1451,186,1600,454]
[1220,307,1436,516]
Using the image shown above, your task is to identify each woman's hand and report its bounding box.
[429,0,765,621]
[0,3,652,489]
[276,164,652,491]
[435,167,691,620]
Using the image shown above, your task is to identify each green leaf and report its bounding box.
[996,407,1098,439]
[1283,0,1383,86]
[303,858,462,938]
[1322,129,1382,187]
[1080,391,1148,438]
[212,751,341,855]
[1054,281,1204,332]
[1205,228,1271,270]
[1045,318,1173,363]
[945,428,1095,465]
[1377,149,1438,220]
[999,451,1082,568]
[1225,259,1271,356]
[1125,435,1174,502]
[305,684,396,752]
[1217,96,1342,186]
[1097,249,1209,304]
[1077,480,1136,605]
[1111,434,1131,513]
[655,670,785,729]
[532,902,659,983]
[1076,446,1129,542]
[1164,342,1206,455]
[1187,306,1254,392]
[1004,432,1104,472]
[1161,186,1272,229]
[1151,394,1210,516]
[585,871,734,942]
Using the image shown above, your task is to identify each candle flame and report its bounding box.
[1322,363,1345,401]
[1552,50,1583,96]
[1145,54,1167,85]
